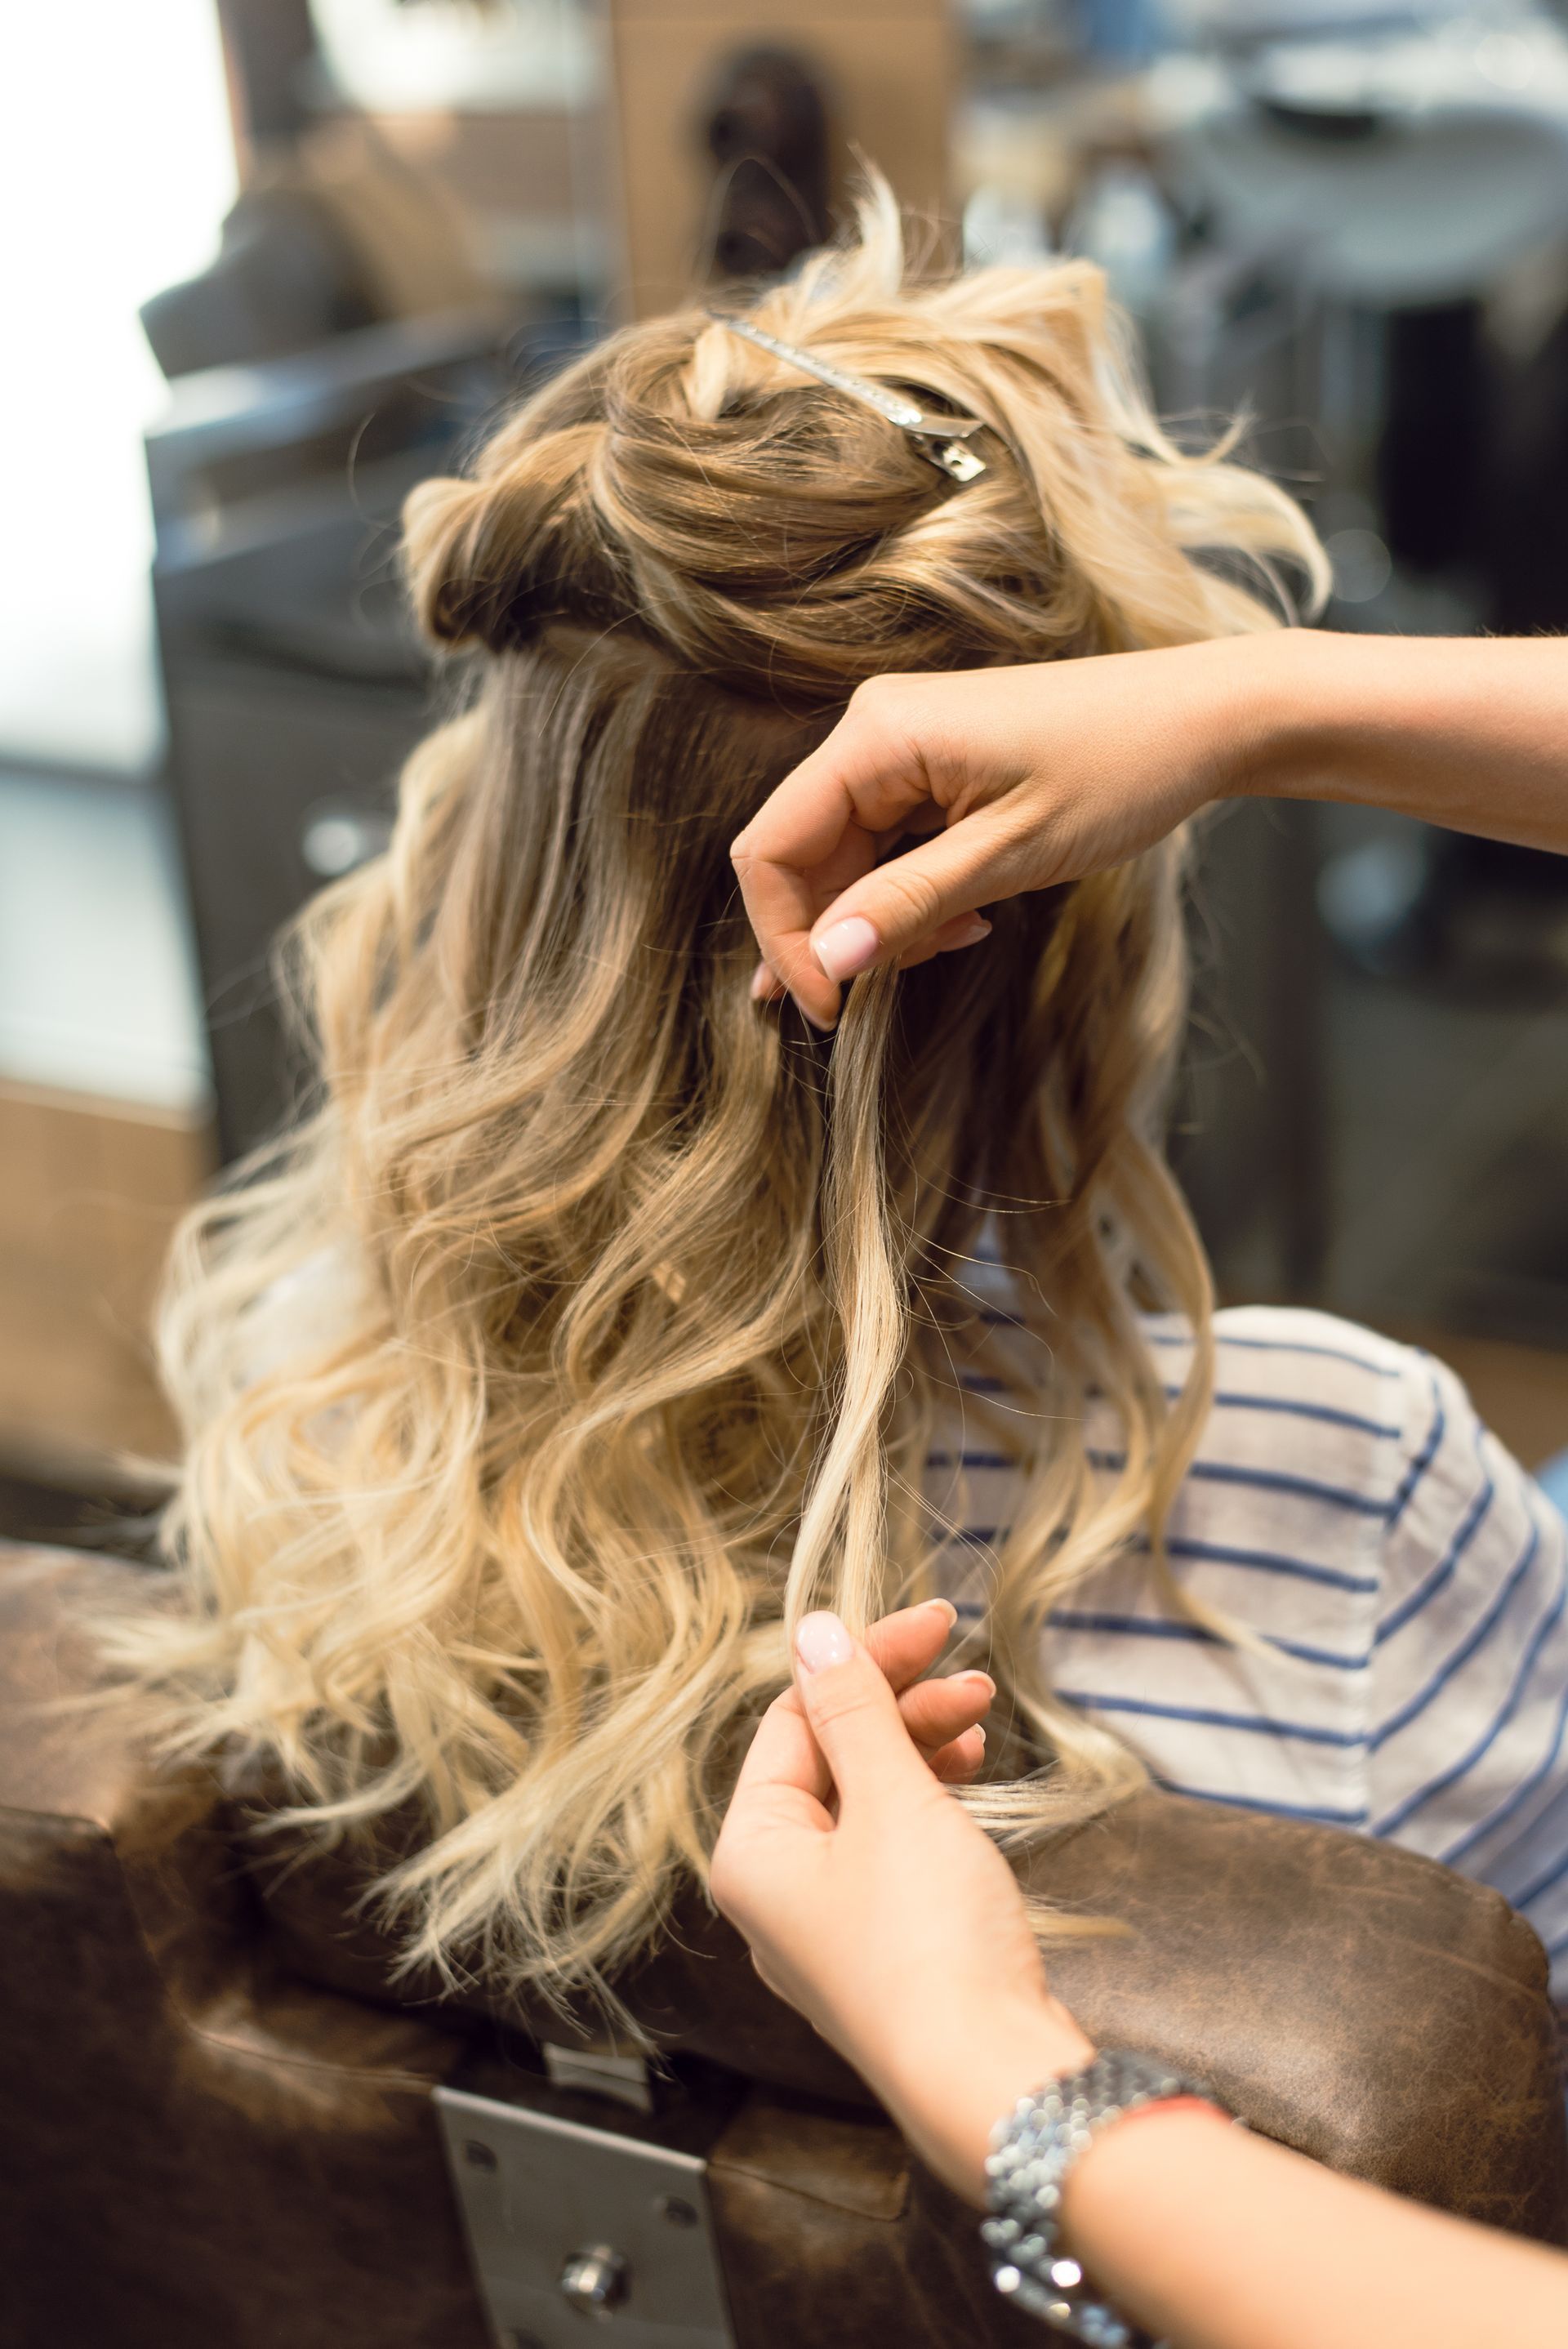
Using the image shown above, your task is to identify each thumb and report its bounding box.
[793,1611,933,1811]
[810,816,1018,985]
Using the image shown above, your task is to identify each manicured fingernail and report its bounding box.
[972,1725,987,1748]
[795,996,836,1035]
[924,1598,958,1626]
[750,963,775,1001]
[795,1611,854,1674]
[955,1670,996,1699]
[813,916,881,983]
[949,916,992,952]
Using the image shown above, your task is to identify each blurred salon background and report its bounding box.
[4,0,1568,1542]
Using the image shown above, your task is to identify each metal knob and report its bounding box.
[559,2244,630,2318]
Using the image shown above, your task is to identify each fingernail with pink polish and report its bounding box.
[795,1611,854,1674]
[813,916,881,984]
[956,1670,996,1698]
[750,963,775,1001]
[951,916,992,951]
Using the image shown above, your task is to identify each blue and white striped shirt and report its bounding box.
[929,1300,1568,1998]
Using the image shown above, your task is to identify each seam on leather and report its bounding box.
[180,2015,457,2097]
[708,2156,910,2223]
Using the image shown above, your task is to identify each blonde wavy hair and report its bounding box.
[111,183,1326,2007]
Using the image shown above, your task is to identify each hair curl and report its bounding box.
[106,179,1327,2008]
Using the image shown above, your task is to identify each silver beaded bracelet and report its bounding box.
[982,2049,1230,2347]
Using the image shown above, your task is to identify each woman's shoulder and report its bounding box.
[1147,1301,1414,1388]
[1147,1304,1559,1657]
[1146,1304,1436,1490]
[1131,1307,1531,1650]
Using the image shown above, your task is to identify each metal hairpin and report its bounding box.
[709,311,988,483]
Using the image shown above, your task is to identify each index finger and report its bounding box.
[732,807,875,1029]
[726,1600,960,1810]
[732,695,938,1023]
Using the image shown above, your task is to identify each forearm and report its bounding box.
[878,2003,1568,2349]
[1237,630,1568,854]
[715,1619,1568,2349]
[1063,2102,1568,2349]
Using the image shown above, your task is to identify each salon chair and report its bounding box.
[2,1537,1564,2349]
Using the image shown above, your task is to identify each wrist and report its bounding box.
[987,2070,1237,2340]
[873,1994,1096,2207]
[1217,626,1326,807]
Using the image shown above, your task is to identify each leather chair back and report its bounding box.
[2,1540,1565,2349]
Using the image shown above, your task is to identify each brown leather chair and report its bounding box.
[2,1536,1565,2349]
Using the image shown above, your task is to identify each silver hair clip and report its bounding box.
[710,311,988,483]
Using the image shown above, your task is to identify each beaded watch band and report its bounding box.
[982,2050,1231,2347]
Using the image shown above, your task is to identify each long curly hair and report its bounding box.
[108,181,1326,2006]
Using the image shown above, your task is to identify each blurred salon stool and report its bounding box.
[1160,18,1568,309]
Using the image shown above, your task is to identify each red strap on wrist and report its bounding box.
[1106,2093,1231,2141]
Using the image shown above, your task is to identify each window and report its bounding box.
[0,1,236,773]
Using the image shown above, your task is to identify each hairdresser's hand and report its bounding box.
[736,631,1568,1027]
[712,1608,1094,2200]
[864,1596,996,1784]
[734,643,1255,1027]
[718,1616,1568,2349]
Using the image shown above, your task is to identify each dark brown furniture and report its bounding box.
[2,1538,1564,2349]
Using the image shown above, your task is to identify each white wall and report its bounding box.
[0,1,237,773]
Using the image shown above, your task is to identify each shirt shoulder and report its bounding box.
[1150,1301,1411,1392]
[1363,1347,1568,1894]
[1145,1304,1412,1543]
